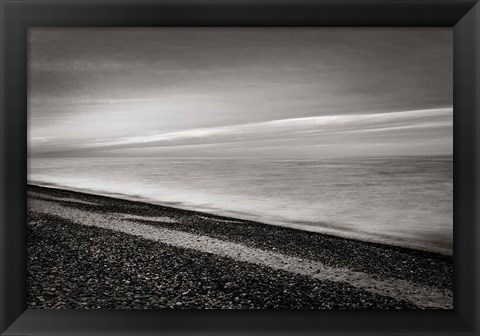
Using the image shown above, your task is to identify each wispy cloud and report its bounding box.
[76,108,452,152]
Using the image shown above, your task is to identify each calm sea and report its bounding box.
[28,156,453,254]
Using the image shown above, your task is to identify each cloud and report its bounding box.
[75,107,452,152]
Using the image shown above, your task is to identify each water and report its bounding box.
[28,156,453,254]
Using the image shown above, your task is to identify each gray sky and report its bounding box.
[28,28,452,158]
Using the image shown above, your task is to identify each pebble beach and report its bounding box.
[27,185,453,309]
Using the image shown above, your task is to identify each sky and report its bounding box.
[28,28,452,158]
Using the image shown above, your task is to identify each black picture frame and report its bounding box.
[1,0,479,335]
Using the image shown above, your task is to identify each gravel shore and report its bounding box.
[27,185,452,309]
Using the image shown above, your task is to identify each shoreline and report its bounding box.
[27,184,453,309]
[27,182,452,256]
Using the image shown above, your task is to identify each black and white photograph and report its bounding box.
[27,28,453,310]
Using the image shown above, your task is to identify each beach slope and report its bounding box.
[27,185,453,309]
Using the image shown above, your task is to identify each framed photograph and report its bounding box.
[1,0,479,335]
